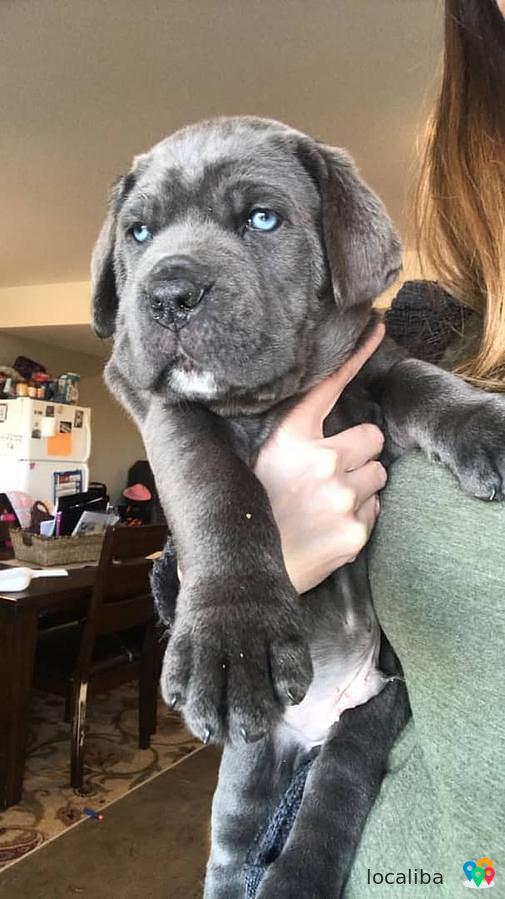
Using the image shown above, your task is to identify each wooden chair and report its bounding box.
[0,520,13,561]
[33,524,168,792]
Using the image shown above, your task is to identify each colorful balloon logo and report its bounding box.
[463,858,495,888]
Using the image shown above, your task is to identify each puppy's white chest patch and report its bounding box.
[280,629,387,749]
[170,368,218,399]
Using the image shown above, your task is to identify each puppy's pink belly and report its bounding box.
[280,632,387,749]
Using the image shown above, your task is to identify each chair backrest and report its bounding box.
[76,524,168,676]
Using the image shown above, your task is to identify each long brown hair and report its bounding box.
[415,0,505,389]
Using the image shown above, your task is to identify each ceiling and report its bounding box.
[0,0,442,291]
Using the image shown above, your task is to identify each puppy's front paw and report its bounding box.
[442,399,505,500]
[160,571,312,744]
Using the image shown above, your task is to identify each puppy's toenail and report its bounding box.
[287,687,304,705]
[240,726,265,744]
[169,693,180,709]
[202,727,211,745]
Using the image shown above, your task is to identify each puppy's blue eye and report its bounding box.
[131,224,152,243]
[247,208,281,232]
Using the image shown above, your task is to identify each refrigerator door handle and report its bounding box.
[83,418,92,462]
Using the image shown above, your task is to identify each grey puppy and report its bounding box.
[91,117,505,898]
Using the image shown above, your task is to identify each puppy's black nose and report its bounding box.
[150,279,206,313]
[149,278,210,329]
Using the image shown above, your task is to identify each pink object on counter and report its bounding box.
[123,484,151,502]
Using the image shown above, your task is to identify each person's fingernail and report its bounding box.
[375,496,381,514]
[376,461,387,482]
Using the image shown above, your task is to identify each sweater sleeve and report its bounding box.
[384,279,471,365]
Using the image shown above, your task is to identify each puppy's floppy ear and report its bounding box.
[90,173,134,338]
[298,140,402,307]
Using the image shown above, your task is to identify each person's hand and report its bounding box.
[255,324,387,594]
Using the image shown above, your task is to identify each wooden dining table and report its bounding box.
[0,565,97,809]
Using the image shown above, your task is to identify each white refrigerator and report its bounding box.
[0,398,91,508]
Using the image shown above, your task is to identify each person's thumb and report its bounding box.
[279,322,385,439]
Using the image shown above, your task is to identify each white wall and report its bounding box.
[0,330,146,502]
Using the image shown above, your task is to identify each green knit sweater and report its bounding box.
[344,453,505,898]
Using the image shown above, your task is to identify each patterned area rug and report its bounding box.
[0,686,202,870]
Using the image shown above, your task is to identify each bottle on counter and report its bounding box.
[56,372,81,404]
[15,381,29,397]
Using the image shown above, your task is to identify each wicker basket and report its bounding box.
[9,528,104,566]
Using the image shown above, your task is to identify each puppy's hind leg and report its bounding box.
[205,737,298,899]
[256,678,411,899]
